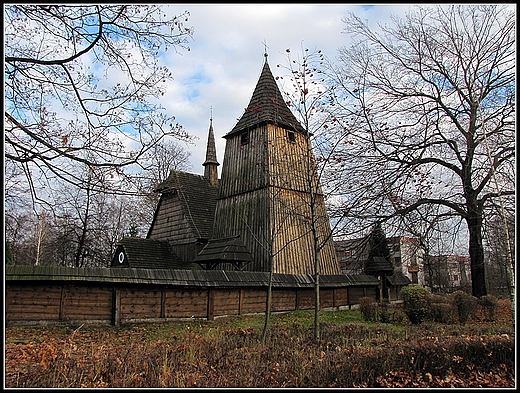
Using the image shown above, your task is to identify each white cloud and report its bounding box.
[158,4,415,174]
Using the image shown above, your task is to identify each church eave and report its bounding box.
[225,119,306,139]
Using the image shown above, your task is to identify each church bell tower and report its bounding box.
[211,54,340,275]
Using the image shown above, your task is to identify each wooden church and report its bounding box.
[7,56,407,325]
[7,55,382,327]
[113,55,340,276]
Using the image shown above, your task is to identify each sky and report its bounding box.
[157,4,415,175]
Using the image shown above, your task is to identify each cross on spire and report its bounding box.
[262,39,269,59]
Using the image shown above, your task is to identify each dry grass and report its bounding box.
[5,299,515,388]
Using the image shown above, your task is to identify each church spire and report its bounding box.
[226,55,306,137]
[203,115,219,186]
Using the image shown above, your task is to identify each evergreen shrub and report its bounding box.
[400,286,431,325]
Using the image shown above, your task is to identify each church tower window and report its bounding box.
[240,131,249,146]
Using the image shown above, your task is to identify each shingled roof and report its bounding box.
[226,58,306,137]
[154,170,218,239]
[365,256,394,275]
[203,118,219,167]
[111,237,194,269]
[6,265,380,288]
[387,273,412,286]
[194,236,254,270]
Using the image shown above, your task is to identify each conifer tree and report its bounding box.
[366,222,393,301]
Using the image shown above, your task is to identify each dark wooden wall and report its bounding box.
[5,282,377,326]
[148,193,196,243]
[147,192,205,264]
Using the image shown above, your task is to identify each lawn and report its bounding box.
[4,299,515,388]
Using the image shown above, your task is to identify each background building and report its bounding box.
[335,236,426,287]
[424,254,471,293]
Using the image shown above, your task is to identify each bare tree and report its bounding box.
[278,47,347,341]
[139,139,192,190]
[256,185,300,343]
[332,5,515,298]
[258,135,338,342]
[5,213,39,266]
[4,5,194,210]
[134,138,193,221]
[5,134,192,268]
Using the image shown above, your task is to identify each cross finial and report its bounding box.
[262,39,269,58]
[210,106,213,121]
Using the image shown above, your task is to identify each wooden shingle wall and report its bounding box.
[150,171,218,242]
[5,266,378,326]
[148,193,197,244]
[217,124,269,198]
[147,191,206,264]
[212,189,271,272]
[213,124,340,275]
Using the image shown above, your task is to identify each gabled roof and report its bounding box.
[365,256,394,274]
[112,237,192,270]
[194,236,253,270]
[226,58,306,137]
[387,273,412,286]
[154,170,218,239]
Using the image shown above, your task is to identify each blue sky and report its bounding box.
[157,4,415,174]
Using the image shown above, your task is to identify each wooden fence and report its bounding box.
[5,266,379,326]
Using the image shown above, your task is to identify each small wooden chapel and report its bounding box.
[114,54,340,276]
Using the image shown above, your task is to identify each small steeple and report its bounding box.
[203,114,219,186]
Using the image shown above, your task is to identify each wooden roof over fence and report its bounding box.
[387,273,412,286]
[365,256,394,274]
[194,236,253,270]
[5,265,379,288]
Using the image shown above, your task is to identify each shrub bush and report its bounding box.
[450,290,478,325]
[358,297,377,322]
[377,299,391,323]
[387,304,407,324]
[400,286,431,325]
[429,294,456,324]
[478,294,499,322]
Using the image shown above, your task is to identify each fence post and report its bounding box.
[59,286,65,321]
[207,288,215,321]
[112,287,121,327]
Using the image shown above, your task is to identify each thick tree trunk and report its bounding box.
[467,212,487,298]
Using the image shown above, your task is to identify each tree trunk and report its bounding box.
[75,183,91,268]
[313,219,321,342]
[467,213,487,298]
[261,269,273,343]
[314,270,320,342]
